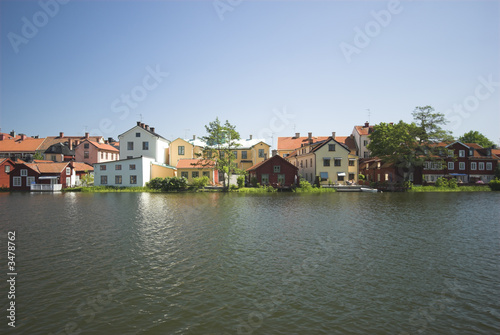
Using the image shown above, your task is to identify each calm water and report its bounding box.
[0,191,499,334]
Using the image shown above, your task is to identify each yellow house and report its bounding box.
[286,137,358,185]
[151,162,176,179]
[169,136,270,171]
[176,159,219,184]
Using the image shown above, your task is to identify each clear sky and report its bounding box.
[1,0,499,148]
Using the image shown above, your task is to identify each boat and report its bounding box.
[360,187,378,193]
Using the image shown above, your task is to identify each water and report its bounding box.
[1,191,499,334]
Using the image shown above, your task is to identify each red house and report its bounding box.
[246,154,299,188]
[0,158,15,188]
[10,161,75,191]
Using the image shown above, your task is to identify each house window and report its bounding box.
[328,144,335,151]
[261,174,269,184]
[27,176,35,185]
[320,172,328,181]
[242,151,247,159]
[101,176,107,185]
[13,177,21,187]
[100,165,106,171]
[283,154,289,158]
[178,146,185,155]
[334,158,342,167]
[300,161,303,168]
[66,177,71,186]
[127,142,134,150]
[130,175,137,184]
[479,162,484,170]
[115,175,122,184]
[274,165,281,173]
[448,162,454,170]
[5,165,10,173]
[101,152,104,159]
[323,158,330,167]
[469,149,474,156]
[338,174,345,182]
[115,165,122,170]
[84,143,89,149]
[459,162,465,170]
[486,162,492,170]
[349,173,355,181]
[127,156,133,159]
[363,140,369,146]
[136,132,141,137]
[84,151,89,159]
[258,149,265,158]
[21,169,27,176]
[233,151,238,159]
[310,158,312,167]
[66,167,71,175]
[129,164,136,170]
[51,155,57,161]
[192,171,199,178]
[181,171,188,178]
[143,142,149,150]
[459,150,465,157]
[105,152,108,159]
[202,171,210,177]
[277,174,285,184]
[471,162,477,170]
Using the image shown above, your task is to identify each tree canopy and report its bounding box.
[458,130,495,148]
[197,117,242,190]
[411,105,453,144]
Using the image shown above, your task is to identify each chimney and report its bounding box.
[85,132,89,139]
[150,127,155,133]
[137,121,141,126]
[108,137,113,144]
[249,134,253,140]
[295,132,300,138]
[10,130,16,137]
[68,139,72,150]
[272,149,277,156]
[364,122,369,127]
[140,123,145,128]
[308,132,312,140]
[59,132,64,138]
[331,132,336,139]
[0,134,6,140]
[145,125,150,131]
[20,134,27,140]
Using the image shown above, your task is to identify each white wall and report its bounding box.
[94,157,155,187]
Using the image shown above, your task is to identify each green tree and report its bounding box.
[412,105,453,144]
[458,130,495,148]
[197,117,242,191]
[80,171,94,186]
[33,152,44,160]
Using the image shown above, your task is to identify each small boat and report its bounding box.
[360,187,378,193]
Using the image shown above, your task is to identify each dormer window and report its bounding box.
[469,148,474,156]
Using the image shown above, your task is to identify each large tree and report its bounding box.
[197,117,241,190]
[458,130,495,148]
[412,105,453,144]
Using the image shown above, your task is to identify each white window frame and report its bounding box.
[471,162,477,170]
[13,177,21,187]
[66,167,71,175]
[486,162,492,170]
[27,176,35,186]
[459,150,465,157]
[21,169,27,176]
[479,162,485,170]
[66,177,71,185]
[448,162,454,170]
[459,162,465,170]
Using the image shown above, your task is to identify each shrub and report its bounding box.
[448,178,458,189]
[229,184,239,191]
[299,180,312,189]
[146,176,188,191]
[359,174,365,180]
[146,177,164,190]
[237,175,245,188]
[435,177,449,188]
[190,176,210,189]
[489,178,500,191]
[251,176,258,187]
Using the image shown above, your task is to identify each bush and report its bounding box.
[146,177,164,190]
[359,174,365,180]
[299,180,312,189]
[448,178,458,189]
[251,176,258,187]
[190,176,210,189]
[237,175,245,188]
[229,184,239,191]
[146,176,188,191]
[266,185,277,192]
[489,178,500,191]
[435,177,448,188]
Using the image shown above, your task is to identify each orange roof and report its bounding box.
[38,135,103,151]
[72,162,94,172]
[0,138,45,152]
[176,159,215,169]
[33,159,54,163]
[277,136,330,151]
[88,140,119,152]
[0,133,21,140]
[354,124,374,136]
[24,162,69,174]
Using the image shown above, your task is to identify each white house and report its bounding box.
[93,156,156,187]
[119,121,170,163]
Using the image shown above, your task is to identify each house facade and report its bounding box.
[422,142,498,183]
[10,161,75,191]
[44,143,75,162]
[352,122,375,159]
[119,122,169,163]
[286,137,357,185]
[247,154,299,187]
[176,159,219,184]
[74,140,120,165]
[0,158,15,188]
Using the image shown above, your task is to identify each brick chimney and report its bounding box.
[308,132,313,144]
[20,134,27,140]
[145,125,150,131]
[249,134,253,140]
[272,149,277,156]
[364,121,369,127]
[68,139,72,150]
[0,134,6,140]
[59,132,64,138]
[295,132,300,138]
[85,132,89,139]
[137,121,141,126]
[10,130,16,137]
[140,123,145,128]
[150,127,155,133]
[192,135,196,140]
[331,132,336,139]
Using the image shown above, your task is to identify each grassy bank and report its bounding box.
[64,186,163,193]
[408,185,491,192]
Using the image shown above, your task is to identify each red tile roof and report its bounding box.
[0,138,45,152]
[277,136,330,150]
[176,159,216,169]
[354,125,374,136]
[71,162,94,172]
[38,135,103,151]
[24,162,70,174]
[88,140,119,152]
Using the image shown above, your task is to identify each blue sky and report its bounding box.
[1,0,499,148]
